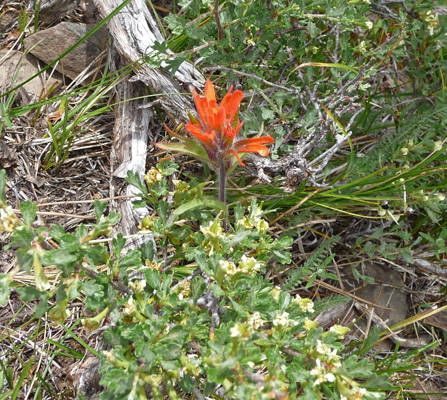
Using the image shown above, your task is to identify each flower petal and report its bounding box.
[235,136,275,156]
[221,89,243,124]
[237,144,270,156]
[204,78,216,103]
[185,123,216,150]
[223,148,246,166]
[236,136,275,146]
[193,92,209,127]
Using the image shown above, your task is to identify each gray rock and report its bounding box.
[29,0,81,24]
[23,22,109,81]
[0,50,62,105]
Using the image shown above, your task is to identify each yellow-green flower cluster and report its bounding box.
[238,254,261,274]
[309,340,342,387]
[200,219,233,255]
[270,286,282,301]
[219,259,237,275]
[145,259,162,271]
[422,10,439,36]
[273,311,298,328]
[231,311,265,339]
[177,279,191,301]
[139,215,155,230]
[292,294,315,313]
[0,205,19,232]
[247,311,265,330]
[144,167,163,186]
[236,205,269,234]
[129,279,146,295]
[328,325,350,339]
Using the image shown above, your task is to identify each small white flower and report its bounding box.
[316,340,339,361]
[434,141,443,152]
[364,21,373,30]
[124,297,136,315]
[247,312,264,330]
[271,286,281,301]
[144,167,163,186]
[239,255,261,273]
[310,359,337,386]
[435,193,445,202]
[230,324,241,338]
[219,260,237,275]
[273,312,297,327]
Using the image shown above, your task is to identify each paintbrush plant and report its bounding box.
[155,79,274,203]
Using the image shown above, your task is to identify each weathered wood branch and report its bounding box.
[93,0,204,123]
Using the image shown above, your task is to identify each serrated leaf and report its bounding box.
[261,108,275,120]
[112,233,126,258]
[94,199,108,222]
[125,170,147,194]
[10,226,34,247]
[40,248,79,266]
[19,200,37,227]
[16,286,45,301]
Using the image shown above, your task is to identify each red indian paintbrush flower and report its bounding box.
[156,79,274,169]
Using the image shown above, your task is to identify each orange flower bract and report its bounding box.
[187,78,274,167]
[158,79,274,169]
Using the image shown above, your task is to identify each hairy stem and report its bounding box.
[218,158,227,230]
[218,158,227,204]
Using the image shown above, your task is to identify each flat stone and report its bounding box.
[352,262,408,327]
[29,0,81,24]
[0,10,16,31]
[23,22,108,81]
[0,50,63,105]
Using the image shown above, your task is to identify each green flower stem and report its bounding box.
[218,158,227,229]
[218,158,226,204]
[82,305,111,329]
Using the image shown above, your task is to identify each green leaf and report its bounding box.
[340,355,374,379]
[0,274,10,305]
[10,358,33,400]
[14,248,32,272]
[40,248,79,266]
[19,200,37,227]
[0,169,6,203]
[163,324,188,343]
[112,233,125,259]
[10,226,34,247]
[172,197,228,219]
[94,199,108,222]
[125,170,147,194]
[155,139,211,165]
[16,287,49,317]
[82,280,105,310]
[140,240,155,261]
[119,249,142,269]
[261,108,275,120]
[16,286,44,301]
